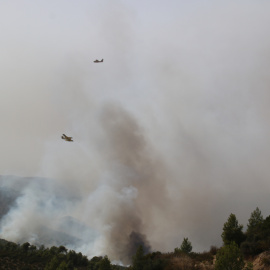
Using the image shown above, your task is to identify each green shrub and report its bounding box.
[215,242,245,270]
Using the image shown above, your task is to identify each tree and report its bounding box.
[241,208,264,256]
[21,242,30,252]
[56,261,69,270]
[215,242,245,270]
[180,237,192,253]
[99,256,112,270]
[45,256,60,270]
[221,214,245,246]
[132,245,145,270]
[49,246,59,256]
[58,245,68,254]
[242,215,270,255]
[247,207,263,234]
[89,256,103,270]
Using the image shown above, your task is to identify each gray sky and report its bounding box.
[1,0,270,263]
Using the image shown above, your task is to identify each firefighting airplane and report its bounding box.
[93,59,103,63]
[61,134,73,142]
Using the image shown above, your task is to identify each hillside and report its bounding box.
[0,239,126,270]
[1,177,270,269]
[1,238,270,270]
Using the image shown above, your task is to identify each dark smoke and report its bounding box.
[128,231,151,257]
[91,103,168,264]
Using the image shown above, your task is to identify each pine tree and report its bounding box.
[247,207,263,234]
[132,245,145,270]
[215,242,245,270]
[221,213,245,246]
[180,237,192,253]
[99,256,111,270]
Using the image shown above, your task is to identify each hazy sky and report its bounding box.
[1,0,270,263]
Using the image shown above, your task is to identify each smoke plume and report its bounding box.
[1,0,270,264]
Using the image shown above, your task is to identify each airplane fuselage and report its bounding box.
[62,134,73,142]
[94,59,103,63]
